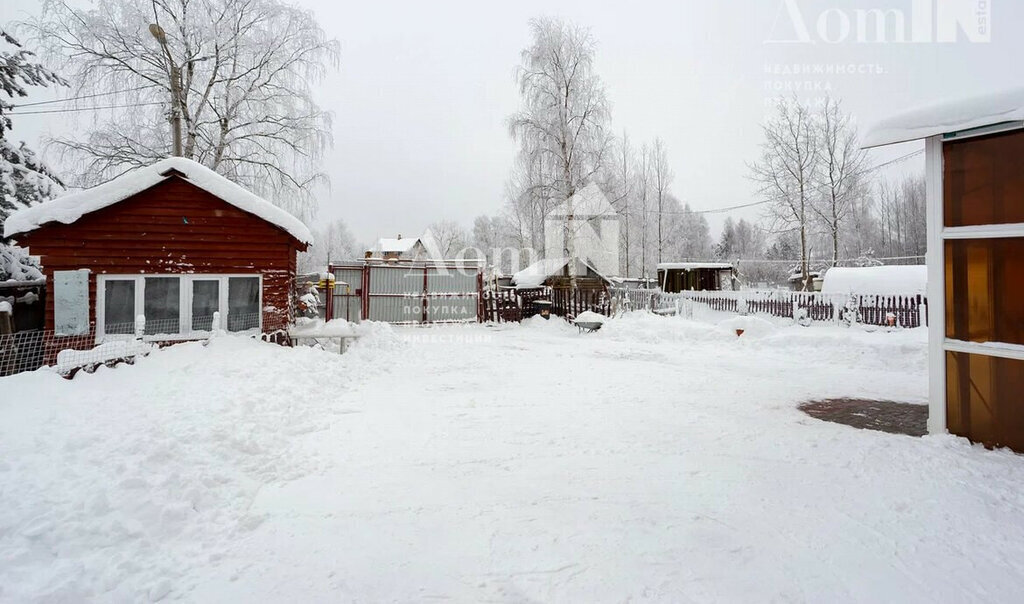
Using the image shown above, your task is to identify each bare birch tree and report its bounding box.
[635,141,652,278]
[650,137,674,265]
[813,96,867,267]
[21,0,339,218]
[508,17,612,288]
[608,132,634,276]
[750,97,818,290]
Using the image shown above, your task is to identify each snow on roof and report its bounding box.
[376,237,420,253]
[511,257,609,288]
[3,157,313,244]
[546,183,617,218]
[657,262,733,271]
[821,265,927,295]
[862,87,1024,148]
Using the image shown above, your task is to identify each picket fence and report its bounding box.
[482,286,927,328]
[616,288,928,328]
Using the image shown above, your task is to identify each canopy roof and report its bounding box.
[657,262,733,271]
[863,87,1024,148]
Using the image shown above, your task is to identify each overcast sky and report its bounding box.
[3,0,1021,245]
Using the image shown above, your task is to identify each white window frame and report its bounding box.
[96,273,263,342]
[928,125,1024,434]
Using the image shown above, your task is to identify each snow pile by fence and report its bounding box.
[821,265,927,295]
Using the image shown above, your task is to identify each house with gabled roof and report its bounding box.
[3,157,312,342]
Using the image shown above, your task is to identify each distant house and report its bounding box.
[864,86,1024,452]
[786,270,823,292]
[657,262,735,293]
[2,157,312,341]
[367,235,427,261]
[511,257,611,290]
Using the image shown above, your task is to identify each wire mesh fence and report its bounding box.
[0,311,269,377]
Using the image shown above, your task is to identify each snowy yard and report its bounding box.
[3,314,1024,602]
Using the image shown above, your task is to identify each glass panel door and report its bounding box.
[144,277,181,335]
[191,280,220,331]
[104,279,136,334]
[227,277,260,332]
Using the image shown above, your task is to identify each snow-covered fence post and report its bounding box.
[209,311,221,341]
[134,315,145,342]
[918,301,927,328]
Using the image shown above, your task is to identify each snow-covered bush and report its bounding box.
[0,244,43,282]
[841,294,860,328]
[794,307,811,327]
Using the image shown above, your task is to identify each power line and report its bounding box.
[9,86,152,108]
[617,148,925,218]
[6,102,165,116]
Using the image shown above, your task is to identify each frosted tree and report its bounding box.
[21,0,339,218]
[650,138,674,265]
[608,133,635,276]
[634,141,653,278]
[1,31,66,281]
[813,96,867,267]
[424,220,470,258]
[1,31,66,223]
[750,97,818,291]
[508,17,612,288]
[471,214,517,272]
[297,218,360,273]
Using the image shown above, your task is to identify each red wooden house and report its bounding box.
[3,158,312,342]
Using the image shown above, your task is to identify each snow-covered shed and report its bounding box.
[511,257,611,290]
[864,87,1024,452]
[657,262,735,293]
[3,157,312,340]
[821,265,927,295]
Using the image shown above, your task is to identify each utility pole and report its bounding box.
[149,23,183,157]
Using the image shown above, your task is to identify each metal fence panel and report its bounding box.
[368,296,422,323]
[331,267,365,323]
[369,266,422,294]
[425,269,477,294]
[426,296,478,323]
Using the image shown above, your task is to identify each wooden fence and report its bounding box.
[643,289,927,328]
[482,286,926,328]
[482,287,610,322]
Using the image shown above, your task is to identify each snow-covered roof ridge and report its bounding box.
[511,256,609,288]
[863,87,1024,148]
[3,157,313,245]
[376,237,420,253]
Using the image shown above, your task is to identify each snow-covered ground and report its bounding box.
[2,313,1024,602]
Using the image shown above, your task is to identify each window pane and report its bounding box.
[943,129,1024,227]
[945,239,1024,346]
[144,277,180,335]
[191,280,220,331]
[104,280,135,334]
[946,351,1024,451]
[228,277,260,332]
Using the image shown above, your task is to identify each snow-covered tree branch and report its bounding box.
[20,0,339,219]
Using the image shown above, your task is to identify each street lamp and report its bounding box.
[149,23,183,157]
